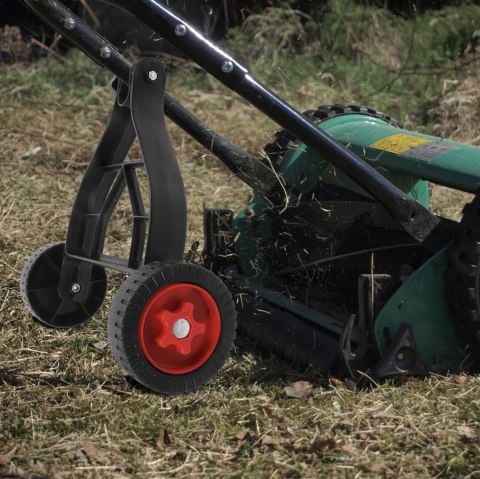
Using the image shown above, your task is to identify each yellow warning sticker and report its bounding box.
[370,134,431,154]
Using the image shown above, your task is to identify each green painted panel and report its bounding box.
[279,115,430,206]
[319,115,480,193]
[374,249,467,370]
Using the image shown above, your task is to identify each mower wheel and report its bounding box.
[263,104,397,167]
[107,262,236,394]
[448,195,480,357]
[20,242,107,328]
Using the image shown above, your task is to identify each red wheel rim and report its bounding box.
[138,283,221,375]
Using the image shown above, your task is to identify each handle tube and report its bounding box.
[20,0,277,195]
[21,0,438,240]
[100,0,440,241]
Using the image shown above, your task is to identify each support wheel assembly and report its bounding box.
[107,262,237,394]
[20,242,107,328]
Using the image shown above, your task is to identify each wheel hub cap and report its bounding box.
[138,283,221,375]
[172,318,191,339]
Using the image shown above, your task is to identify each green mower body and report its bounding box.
[217,107,480,378]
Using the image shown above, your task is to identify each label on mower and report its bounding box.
[402,142,458,161]
[370,134,458,161]
[370,134,431,154]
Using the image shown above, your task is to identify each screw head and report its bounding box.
[71,283,81,294]
[63,17,75,30]
[174,24,187,36]
[245,207,255,218]
[99,46,112,59]
[221,60,234,73]
[223,266,238,278]
[147,70,158,82]
[172,318,191,339]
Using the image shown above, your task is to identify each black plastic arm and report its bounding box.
[130,59,187,263]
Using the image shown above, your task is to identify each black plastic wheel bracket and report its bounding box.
[129,59,187,263]
[58,82,136,302]
[58,58,187,301]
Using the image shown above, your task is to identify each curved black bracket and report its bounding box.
[130,58,186,263]
[58,58,186,302]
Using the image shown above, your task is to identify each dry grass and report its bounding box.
[1,49,480,479]
[434,76,480,147]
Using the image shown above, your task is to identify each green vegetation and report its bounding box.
[0,1,479,478]
[226,0,480,129]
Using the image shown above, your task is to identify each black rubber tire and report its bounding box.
[20,242,107,328]
[263,104,398,167]
[447,196,480,357]
[107,262,237,394]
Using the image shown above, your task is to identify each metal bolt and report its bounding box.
[147,70,158,82]
[172,318,191,339]
[174,24,187,36]
[396,352,405,361]
[63,17,75,30]
[99,46,112,59]
[71,283,81,294]
[221,60,234,73]
[223,266,238,278]
[245,207,255,218]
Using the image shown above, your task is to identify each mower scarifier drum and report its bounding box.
[18,0,480,394]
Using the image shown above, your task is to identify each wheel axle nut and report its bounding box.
[71,283,81,294]
[172,318,191,339]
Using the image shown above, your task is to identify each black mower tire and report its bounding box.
[263,104,397,167]
[107,262,237,394]
[20,242,107,328]
[447,195,480,357]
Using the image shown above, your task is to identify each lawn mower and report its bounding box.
[17,0,480,394]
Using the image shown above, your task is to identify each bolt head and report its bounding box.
[223,266,238,278]
[172,318,191,339]
[99,46,112,59]
[221,61,234,73]
[63,17,75,30]
[175,24,187,36]
[147,70,158,82]
[71,283,81,294]
[245,207,255,218]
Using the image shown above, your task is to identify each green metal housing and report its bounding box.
[234,114,480,371]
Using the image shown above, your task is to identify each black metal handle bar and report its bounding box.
[20,0,277,195]
[21,0,438,241]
